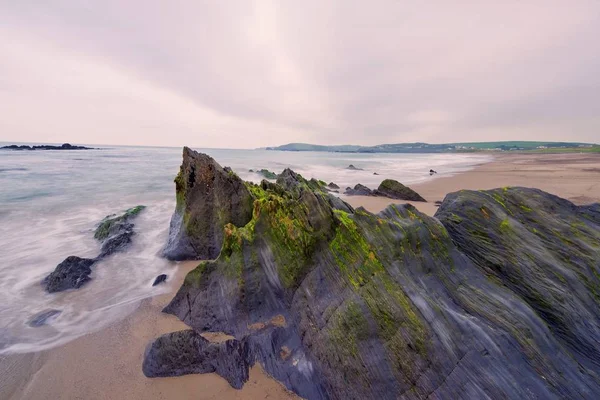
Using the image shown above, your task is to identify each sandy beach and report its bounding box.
[2,152,600,400]
[344,152,600,216]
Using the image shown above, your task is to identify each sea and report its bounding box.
[0,144,491,354]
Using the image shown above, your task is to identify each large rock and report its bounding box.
[43,256,95,293]
[162,148,254,261]
[375,179,426,202]
[142,329,250,389]
[436,187,600,370]
[148,166,600,399]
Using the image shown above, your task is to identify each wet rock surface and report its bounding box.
[42,206,145,293]
[162,147,253,261]
[146,150,600,399]
[43,256,95,293]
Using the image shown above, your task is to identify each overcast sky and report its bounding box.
[1,1,599,148]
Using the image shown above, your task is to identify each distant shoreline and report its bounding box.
[1,143,95,151]
[265,141,600,154]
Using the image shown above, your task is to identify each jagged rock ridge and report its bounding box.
[162,147,254,260]
[146,148,600,399]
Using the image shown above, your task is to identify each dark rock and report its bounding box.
[142,329,251,389]
[28,309,62,327]
[150,161,600,399]
[346,164,363,170]
[94,205,145,241]
[43,206,145,293]
[162,147,254,261]
[436,187,600,372]
[223,166,233,173]
[152,274,167,286]
[327,182,339,189]
[1,143,93,150]
[429,169,437,175]
[375,179,426,202]
[343,183,374,196]
[98,228,134,258]
[373,172,379,175]
[248,169,254,172]
[43,256,95,293]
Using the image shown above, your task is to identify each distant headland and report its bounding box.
[1,143,94,151]
[265,141,600,154]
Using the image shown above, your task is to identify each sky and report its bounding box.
[1,1,599,148]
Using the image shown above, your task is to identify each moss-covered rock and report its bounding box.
[436,187,600,370]
[375,179,426,202]
[94,205,145,240]
[147,157,600,399]
[163,147,254,260]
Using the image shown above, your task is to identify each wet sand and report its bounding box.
[344,152,600,216]
[1,261,298,400]
[2,152,600,400]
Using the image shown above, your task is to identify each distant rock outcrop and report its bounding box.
[144,150,600,399]
[346,164,363,170]
[257,169,278,179]
[43,206,145,293]
[162,147,254,261]
[344,183,374,196]
[327,182,339,190]
[375,179,426,202]
[1,143,93,150]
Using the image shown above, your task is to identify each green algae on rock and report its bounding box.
[148,150,600,400]
[376,179,426,202]
[163,147,254,260]
[94,205,145,240]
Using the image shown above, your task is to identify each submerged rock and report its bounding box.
[146,152,600,399]
[344,183,373,196]
[43,256,95,293]
[28,309,62,327]
[375,179,426,202]
[43,206,146,293]
[152,274,167,286]
[163,147,254,261]
[143,330,250,389]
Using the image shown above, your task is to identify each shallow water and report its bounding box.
[0,144,491,353]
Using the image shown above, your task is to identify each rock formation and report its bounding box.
[1,143,93,150]
[43,206,145,293]
[344,183,373,196]
[145,150,600,399]
[257,169,278,179]
[162,147,253,261]
[376,179,426,202]
[346,164,363,170]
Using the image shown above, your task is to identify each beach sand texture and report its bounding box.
[2,152,599,400]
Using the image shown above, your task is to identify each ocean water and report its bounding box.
[0,145,491,354]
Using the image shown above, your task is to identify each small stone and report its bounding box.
[152,274,167,286]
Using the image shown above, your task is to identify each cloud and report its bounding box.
[1,1,599,147]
